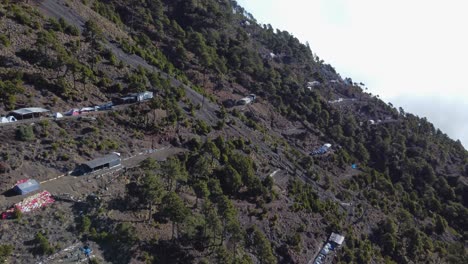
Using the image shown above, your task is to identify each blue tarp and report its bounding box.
[351,164,358,169]
[14,179,40,195]
[80,246,92,257]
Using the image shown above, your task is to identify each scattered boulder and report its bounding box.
[0,161,11,174]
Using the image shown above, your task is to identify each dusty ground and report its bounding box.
[0,145,184,263]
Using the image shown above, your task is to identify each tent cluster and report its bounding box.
[313,233,345,264]
[311,143,332,156]
[1,91,153,122]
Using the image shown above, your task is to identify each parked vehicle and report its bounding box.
[64,109,80,116]
[80,106,99,113]
[98,102,113,111]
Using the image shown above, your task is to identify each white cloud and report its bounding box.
[237,0,468,148]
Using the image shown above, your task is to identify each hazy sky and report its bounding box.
[237,0,468,148]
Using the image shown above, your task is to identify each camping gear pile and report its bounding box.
[1,191,55,219]
[14,179,29,186]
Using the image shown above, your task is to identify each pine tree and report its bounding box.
[162,192,189,239]
[142,172,164,221]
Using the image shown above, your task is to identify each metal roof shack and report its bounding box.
[79,153,121,175]
[329,233,345,246]
[9,107,50,119]
[14,179,40,195]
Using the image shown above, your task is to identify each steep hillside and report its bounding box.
[0,1,466,264]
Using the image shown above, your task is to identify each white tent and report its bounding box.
[0,116,17,123]
[53,112,63,119]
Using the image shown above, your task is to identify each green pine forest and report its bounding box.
[0,0,466,263]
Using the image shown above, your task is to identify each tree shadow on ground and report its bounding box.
[106,180,165,214]
[141,240,193,264]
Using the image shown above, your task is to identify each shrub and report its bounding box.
[195,119,211,135]
[58,154,70,161]
[10,6,32,26]
[214,120,225,130]
[89,258,101,264]
[250,227,277,264]
[98,77,112,88]
[0,79,24,109]
[65,25,80,36]
[35,232,54,255]
[16,125,35,141]
[435,214,448,234]
[109,53,118,65]
[287,232,302,252]
[0,244,13,263]
[96,139,119,151]
[55,77,72,98]
[13,207,22,219]
[0,34,10,47]
[48,18,63,32]
[114,222,137,243]
[80,215,91,234]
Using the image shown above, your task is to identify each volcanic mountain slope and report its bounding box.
[0,0,466,263]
